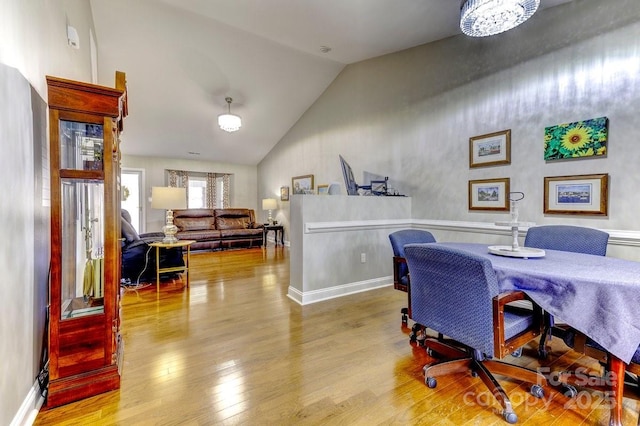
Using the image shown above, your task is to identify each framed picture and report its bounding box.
[317,184,329,195]
[280,186,289,201]
[544,116,608,161]
[292,174,314,194]
[544,173,608,215]
[468,178,510,211]
[469,129,511,168]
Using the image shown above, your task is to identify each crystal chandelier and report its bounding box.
[218,97,242,132]
[460,0,540,37]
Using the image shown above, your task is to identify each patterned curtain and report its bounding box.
[167,169,190,203]
[222,174,230,208]
[206,173,217,208]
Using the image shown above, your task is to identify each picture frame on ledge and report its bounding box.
[317,184,329,195]
[543,173,608,215]
[468,177,510,211]
[292,174,314,195]
[469,129,511,168]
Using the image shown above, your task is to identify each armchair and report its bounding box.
[404,244,547,424]
[388,229,436,325]
[523,225,609,358]
[121,209,184,283]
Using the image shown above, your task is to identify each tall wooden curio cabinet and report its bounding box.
[45,72,128,408]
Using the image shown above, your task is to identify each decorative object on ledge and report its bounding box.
[544,116,608,161]
[218,97,242,132]
[280,186,289,201]
[460,0,540,37]
[489,192,545,258]
[292,174,314,194]
[262,198,277,224]
[543,173,608,216]
[317,184,329,195]
[468,177,510,211]
[469,129,511,168]
[152,187,187,243]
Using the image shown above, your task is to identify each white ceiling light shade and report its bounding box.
[460,0,540,37]
[218,97,242,132]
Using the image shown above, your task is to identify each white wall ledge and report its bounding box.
[304,218,640,248]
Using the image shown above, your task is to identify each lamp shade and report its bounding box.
[262,198,277,211]
[460,0,540,37]
[151,187,187,210]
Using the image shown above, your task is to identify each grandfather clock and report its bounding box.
[45,72,127,408]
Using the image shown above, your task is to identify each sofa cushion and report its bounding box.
[219,228,263,238]
[216,217,250,230]
[174,216,216,231]
[177,229,221,241]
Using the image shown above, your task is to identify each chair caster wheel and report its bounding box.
[401,308,408,325]
[425,377,437,388]
[530,384,544,399]
[503,410,518,424]
[561,384,578,398]
[538,348,548,359]
[511,347,523,358]
[426,348,438,358]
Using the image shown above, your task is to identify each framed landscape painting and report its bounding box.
[544,173,608,215]
[544,117,608,161]
[292,174,314,194]
[469,129,511,168]
[468,178,510,211]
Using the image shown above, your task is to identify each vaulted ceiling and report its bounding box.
[90,0,571,165]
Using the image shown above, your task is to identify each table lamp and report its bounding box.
[151,187,187,243]
[262,198,277,224]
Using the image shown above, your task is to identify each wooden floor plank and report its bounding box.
[34,246,639,425]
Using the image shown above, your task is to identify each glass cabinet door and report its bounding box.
[60,120,104,171]
[60,178,105,319]
[58,120,106,320]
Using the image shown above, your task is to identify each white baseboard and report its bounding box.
[288,276,393,305]
[11,380,44,426]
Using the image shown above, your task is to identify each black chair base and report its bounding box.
[422,338,547,424]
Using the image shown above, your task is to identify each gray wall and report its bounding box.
[258,0,640,258]
[0,1,96,423]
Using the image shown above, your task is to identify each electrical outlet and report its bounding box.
[360,253,366,263]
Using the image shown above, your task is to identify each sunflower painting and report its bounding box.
[543,117,608,161]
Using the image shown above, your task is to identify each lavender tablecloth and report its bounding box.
[433,242,640,364]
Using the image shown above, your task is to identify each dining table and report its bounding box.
[429,242,640,426]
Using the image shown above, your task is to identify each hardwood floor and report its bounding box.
[35,246,639,425]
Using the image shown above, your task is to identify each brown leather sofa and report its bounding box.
[173,208,264,250]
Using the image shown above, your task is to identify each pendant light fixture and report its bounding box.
[460,0,540,37]
[218,97,242,132]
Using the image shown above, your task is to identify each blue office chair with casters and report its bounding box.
[405,244,548,424]
[524,225,609,358]
[388,229,436,339]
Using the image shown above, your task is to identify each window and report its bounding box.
[167,169,230,208]
[188,176,206,208]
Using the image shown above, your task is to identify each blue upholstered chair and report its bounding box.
[523,225,609,358]
[404,244,547,424]
[388,229,436,327]
[524,225,609,256]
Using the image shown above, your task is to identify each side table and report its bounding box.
[148,240,196,292]
[263,225,284,246]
